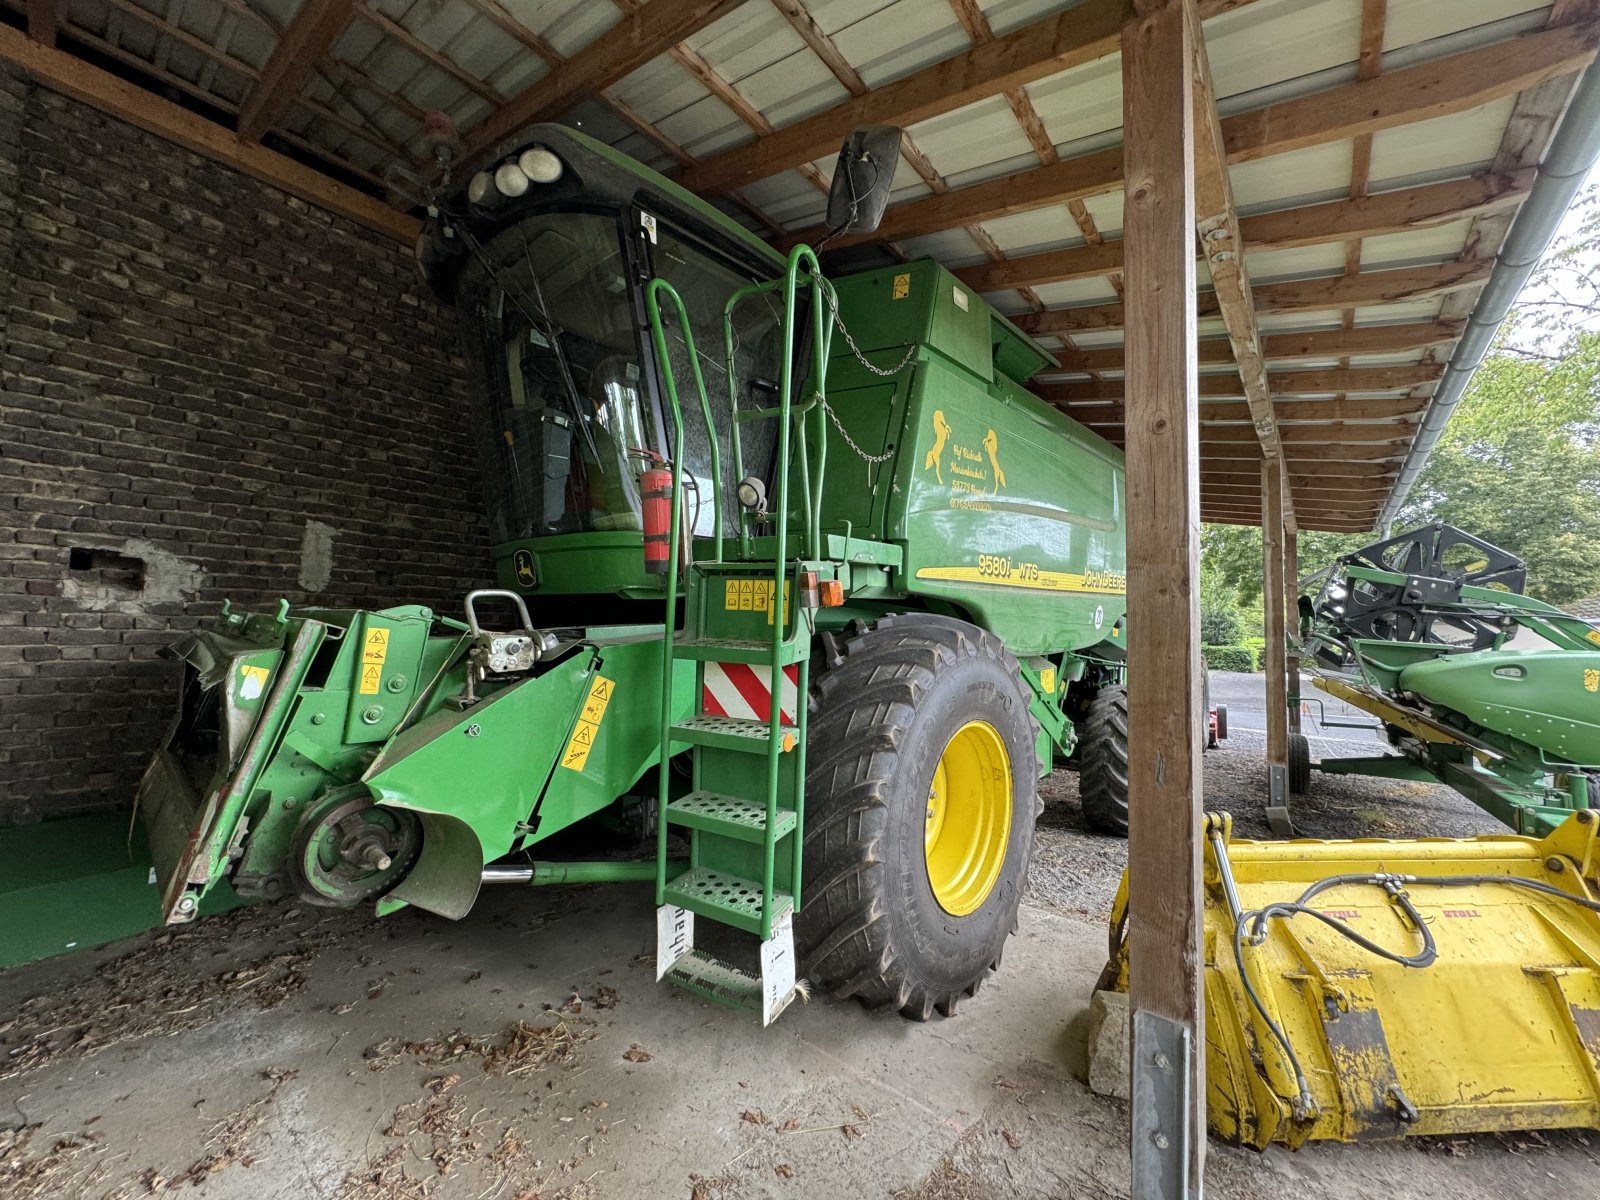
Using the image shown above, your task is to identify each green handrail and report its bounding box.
[646,250,835,940]
[646,278,722,906]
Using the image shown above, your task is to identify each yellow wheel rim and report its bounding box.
[924,720,1013,917]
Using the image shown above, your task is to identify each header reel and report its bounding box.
[1300,524,1528,670]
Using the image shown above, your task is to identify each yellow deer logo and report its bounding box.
[924,409,951,483]
[983,428,1006,495]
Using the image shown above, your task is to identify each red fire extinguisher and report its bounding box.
[638,453,672,576]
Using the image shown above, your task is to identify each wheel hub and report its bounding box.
[289,788,421,907]
[923,721,1012,917]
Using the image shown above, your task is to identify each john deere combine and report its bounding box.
[137,124,1132,1023]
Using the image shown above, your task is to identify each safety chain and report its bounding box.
[818,394,897,463]
[825,283,916,378]
[816,282,911,464]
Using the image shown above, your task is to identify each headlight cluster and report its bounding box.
[468,145,564,206]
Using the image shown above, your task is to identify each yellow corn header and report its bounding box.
[1101,811,1600,1148]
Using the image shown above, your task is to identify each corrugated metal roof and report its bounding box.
[0,0,1593,532]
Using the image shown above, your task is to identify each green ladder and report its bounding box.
[643,252,832,1023]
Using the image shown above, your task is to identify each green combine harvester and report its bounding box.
[1294,523,1600,833]
[136,124,1134,1023]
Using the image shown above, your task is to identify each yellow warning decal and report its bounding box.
[892,272,910,300]
[915,565,1126,595]
[560,674,615,772]
[1039,667,1057,694]
[1587,629,1600,647]
[1586,668,1598,694]
[359,626,390,695]
[766,580,790,626]
[723,578,789,624]
[238,664,270,701]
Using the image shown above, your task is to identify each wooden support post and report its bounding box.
[1262,460,1293,835]
[1285,529,1302,735]
[1122,2,1204,1194]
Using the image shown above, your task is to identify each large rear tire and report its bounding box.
[1288,732,1312,794]
[1079,671,1212,835]
[797,615,1039,1020]
[1079,685,1130,836]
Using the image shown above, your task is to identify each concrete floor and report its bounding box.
[3,862,1597,1199]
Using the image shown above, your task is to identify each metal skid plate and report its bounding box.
[1130,1009,1196,1200]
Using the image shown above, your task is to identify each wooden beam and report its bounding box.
[1225,21,1600,162]
[1205,463,1394,484]
[0,21,416,242]
[1250,260,1495,316]
[782,21,1595,251]
[466,0,742,157]
[236,0,358,142]
[676,0,1128,195]
[952,171,1533,294]
[1055,319,1463,372]
[1038,365,1441,405]
[1017,260,1493,335]
[26,0,56,45]
[1263,451,1290,833]
[1089,397,1426,424]
[1202,423,1416,445]
[1204,442,1412,463]
[1240,169,1533,251]
[1122,1,1205,1187]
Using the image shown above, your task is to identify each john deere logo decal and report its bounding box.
[513,549,536,587]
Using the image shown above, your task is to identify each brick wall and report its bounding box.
[0,65,491,823]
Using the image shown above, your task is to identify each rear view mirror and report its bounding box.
[826,126,901,236]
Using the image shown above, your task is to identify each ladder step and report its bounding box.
[666,792,796,843]
[671,715,798,754]
[671,636,806,666]
[664,948,801,1023]
[662,866,792,935]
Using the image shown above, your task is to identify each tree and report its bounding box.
[1396,332,1600,605]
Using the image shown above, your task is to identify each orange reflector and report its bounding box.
[819,579,844,606]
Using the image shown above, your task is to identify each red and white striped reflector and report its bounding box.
[702,662,799,724]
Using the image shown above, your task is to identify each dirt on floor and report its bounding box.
[1,743,1594,1200]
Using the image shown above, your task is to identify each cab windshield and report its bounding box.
[456,208,786,545]
[458,211,650,540]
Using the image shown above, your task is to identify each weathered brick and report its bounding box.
[0,71,489,823]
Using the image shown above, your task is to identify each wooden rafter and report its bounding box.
[782,20,1598,251]
[950,170,1534,294]
[1017,260,1494,335]
[1225,21,1597,161]
[676,0,1133,196]
[466,0,741,158]
[1044,364,1442,401]
[455,0,782,236]
[237,0,358,142]
[1195,0,1281,520]
[1052,319,1464,374]
[0,21,416,240]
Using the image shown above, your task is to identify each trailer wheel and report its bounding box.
[1288,732,1312,794]
[1079,685,1130,836]
[798,614,1039,1020]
